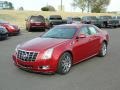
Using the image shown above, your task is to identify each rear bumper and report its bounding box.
[12,54,57,74]
[30,26,46,30]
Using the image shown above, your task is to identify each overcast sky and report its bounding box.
[6,0,120,12]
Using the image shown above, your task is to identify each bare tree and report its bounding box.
[72,0,87,12]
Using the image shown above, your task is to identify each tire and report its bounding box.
[28,27,31,32]
[102,23,106,28]
[42,29,45,32]
[57,52,72,75]
[26,26,28,30]
[98,42,107,57]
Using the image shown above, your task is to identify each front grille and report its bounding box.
[17,49,38,62]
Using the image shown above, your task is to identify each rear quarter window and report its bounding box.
[88,26,98,35]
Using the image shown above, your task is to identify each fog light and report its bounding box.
[41,66,49,70]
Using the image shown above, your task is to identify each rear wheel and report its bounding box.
[98,42,107,57]
[26,26,28,30]
[42,29,45,32]
[57,52,72,75]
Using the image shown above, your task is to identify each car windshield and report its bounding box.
[49,16,62,20]
[30,16,45,22]
[88,16,97,20]
[100,16,112,19]
[41,27,77,39]
[117,16,120,19]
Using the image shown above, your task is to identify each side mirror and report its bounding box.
[79,34,87,38]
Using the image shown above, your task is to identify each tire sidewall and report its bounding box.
[99,42,107,57]
[57,52,72,74]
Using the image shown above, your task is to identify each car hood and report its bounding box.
[19,37,70,52]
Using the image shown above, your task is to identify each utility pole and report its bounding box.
[61,0,62,11]
[87,0,90,12]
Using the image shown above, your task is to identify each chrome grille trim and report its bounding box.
[17,49,39,62]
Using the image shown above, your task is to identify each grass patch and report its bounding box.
[0,10,117,29]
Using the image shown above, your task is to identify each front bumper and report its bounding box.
[12,54,57,73]
[0,33,8,40]
[9,29,20,35]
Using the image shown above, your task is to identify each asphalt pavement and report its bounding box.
[0,28,120,90]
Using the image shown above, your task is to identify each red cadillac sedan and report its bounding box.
[12,24,109,74]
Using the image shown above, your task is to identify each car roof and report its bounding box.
[56,24,90,29]
[30,15,44,18]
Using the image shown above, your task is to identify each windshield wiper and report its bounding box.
[49,36,61,38]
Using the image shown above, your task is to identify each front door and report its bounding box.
[72,26,92,63]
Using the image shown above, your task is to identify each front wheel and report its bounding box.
[57,52,72,75]
[98,42,107,57]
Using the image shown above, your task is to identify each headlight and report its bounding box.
[42,48,54,60]
[15,44,21,52]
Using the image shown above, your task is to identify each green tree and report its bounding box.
[41,5,56,11]
[89,0,110,13]
[41,7,49,11]
[8,2,14,10]
[72,0,110,13]
[19,7,24,11]
[47,5,56,11]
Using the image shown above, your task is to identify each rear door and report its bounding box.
[87,26,101,55]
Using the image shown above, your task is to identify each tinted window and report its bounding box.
[73,17,81,21]
[42,27,77,39]
[89,16,97,20]
[117,16,120,19]
[88,26,98,35]
[100,16,112,19]
[30,16,45,22]
[112,16,116,19]
[82,17,86,20]
[49,16,62,20]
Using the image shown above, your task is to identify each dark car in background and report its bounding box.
[97,16,119,28]
[0,20,20,35]
[112,16,120,26]
[25,15,46,32]
[81,16,101,28]
[0,26,8,40]
[47,15,67,28]
[66,17,81,24]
